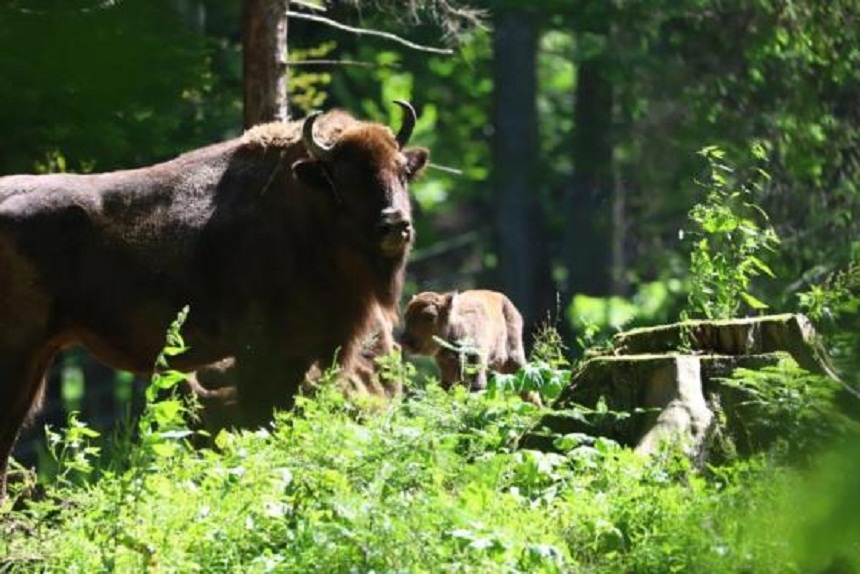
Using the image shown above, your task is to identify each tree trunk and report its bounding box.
[611,155,627,296]
[243,0,289,128]
[491,10,555,341]
[563,24,615,297]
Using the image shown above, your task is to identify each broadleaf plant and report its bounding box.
[683,145,780,319]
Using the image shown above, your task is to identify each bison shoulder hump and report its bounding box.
[240,110,358,151]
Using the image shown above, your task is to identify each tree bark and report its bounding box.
[243,0,289,128]
[563,22,615,297]
[491,10,555,340]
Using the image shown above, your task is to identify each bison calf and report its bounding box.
[399,290,527,391]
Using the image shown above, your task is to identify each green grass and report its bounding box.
[2,367,858,573]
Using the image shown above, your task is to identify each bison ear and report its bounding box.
[403,147,429,180]
[292,159,332,191]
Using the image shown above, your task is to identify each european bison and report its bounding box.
[399,290,527,391]
[0,101,428,499]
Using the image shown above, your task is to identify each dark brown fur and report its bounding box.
[0,108,428,499]
[399,290,527,391]
[186,306,402,433]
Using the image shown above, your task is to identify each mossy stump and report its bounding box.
[523,314,838,460]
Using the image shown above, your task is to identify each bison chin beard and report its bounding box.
[377,215,413,259]
[379,234,411,258]
[373,251,408,308]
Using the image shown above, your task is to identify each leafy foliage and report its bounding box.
[4,372,858,571]
[2,313,858,571]
[796,261,860,398]
[4,309,860,571]
[683,145,780,319]
[0,1,218,173]
[797,261,860,324]
[717,356,858,459]
[44,412,101,488]
[567,280,686,349]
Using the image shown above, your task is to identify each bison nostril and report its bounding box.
[378,218,411,236]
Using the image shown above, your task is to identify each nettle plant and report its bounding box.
[489,322,571,403]
[797,261,860,323]
[683,145,780,320]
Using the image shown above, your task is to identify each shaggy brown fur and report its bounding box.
[0,107,428,499]
[399,290,527,391]
[186,305,402,433]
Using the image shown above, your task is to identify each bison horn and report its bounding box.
[393,100,416,149]
[302,111,334,162]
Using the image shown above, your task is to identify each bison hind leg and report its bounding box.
[0,344,58,501]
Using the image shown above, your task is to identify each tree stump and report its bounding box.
[524,314,839,460]
[612,313,838,379]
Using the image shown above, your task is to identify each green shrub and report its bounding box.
[716,356,858,460]
[5,360,857,572]
[683,145,780,320]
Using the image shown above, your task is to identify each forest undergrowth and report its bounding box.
[0,329,857,573]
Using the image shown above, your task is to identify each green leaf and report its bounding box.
[74,426,101,439]
[163,345,190,357]
[747,256,776,278]
[150,442,178,458]
[741,292,770,310]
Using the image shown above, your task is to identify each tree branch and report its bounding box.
[427,162,463,175]
[8,0,119,14]
[410,229,484,263]
[289,0,325,11]
[342,0,487,41]
[288,11,454,55]
[287,59,401,69]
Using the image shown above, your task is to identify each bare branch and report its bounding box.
[287,59,401,69]
[410,229,483,264]
[288,11,454,55]
[8,0,120,14]
[427,162,463,176]
[343,0,488,42]
[288,0,325,11]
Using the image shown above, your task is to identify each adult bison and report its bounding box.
[0,101,428,499]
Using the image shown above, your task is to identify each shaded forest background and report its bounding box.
[2,0,858,461]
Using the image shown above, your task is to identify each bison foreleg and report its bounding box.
[233,352,312,428]
[462,352,488,392]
